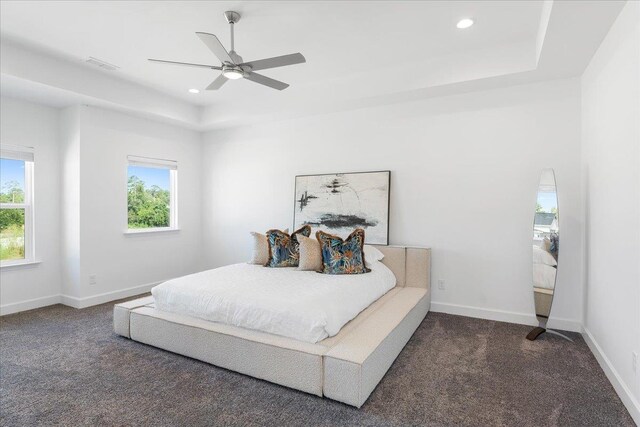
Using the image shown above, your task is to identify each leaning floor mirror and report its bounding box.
[526,169,571,341]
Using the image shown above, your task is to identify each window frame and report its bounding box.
[125,155,178,234]
[0,145,35,267]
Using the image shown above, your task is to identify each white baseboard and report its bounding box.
[60,282,159,309]
[430,301,582,333]
[1,282,159,315]
[0,294,62,316]
[582,327,640,425]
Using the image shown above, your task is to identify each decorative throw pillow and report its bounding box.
[316,229,371,274]
[266,225,311,267]
[297,235,323,271]
[248,229,288,264]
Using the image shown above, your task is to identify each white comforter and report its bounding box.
[533,245,558,289]
[151,261,396,343]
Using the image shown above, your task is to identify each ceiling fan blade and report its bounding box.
[244,72,289,90]
[206,74,228,90]
[148,59,221,70]
[196,32,234,64]
[239,53,306,71]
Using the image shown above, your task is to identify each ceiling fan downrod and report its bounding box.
[224,11,240,55]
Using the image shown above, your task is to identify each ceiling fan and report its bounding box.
[148,11,305,91]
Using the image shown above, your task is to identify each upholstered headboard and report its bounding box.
[371,245,431,290]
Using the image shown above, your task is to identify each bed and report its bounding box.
[532,245,557,290]
[532,245,557,317]
[114,245,430,407]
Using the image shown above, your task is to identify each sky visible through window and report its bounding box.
[0,159,25,192]
[538,192,557,212]
[128,166,169,190]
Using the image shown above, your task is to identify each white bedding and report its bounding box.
[151,261,396,343]
[533,245,557,267]
[533,245,557,289]
[533,263,557,289]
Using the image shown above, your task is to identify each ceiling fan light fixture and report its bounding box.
[222,67,244,79]
[188,88,200,93]
[456,18,474,29]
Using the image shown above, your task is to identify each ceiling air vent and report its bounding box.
[85,57,119,71]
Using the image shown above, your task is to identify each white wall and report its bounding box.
[59,106,81,300]
[1,99,204,312]
[202,78,583,331]
[581,1,640,421]
[0,97,62,313]
[71,106,203,304]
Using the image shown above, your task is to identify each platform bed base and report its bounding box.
[114,246,430,408]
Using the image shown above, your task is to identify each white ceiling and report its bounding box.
[0,1,626,129]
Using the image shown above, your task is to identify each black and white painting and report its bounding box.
[294,171,390,245]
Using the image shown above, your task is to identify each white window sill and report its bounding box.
[124,227,180,235]
[1,259,42,269]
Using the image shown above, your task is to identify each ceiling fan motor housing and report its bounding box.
[229,51,243,64]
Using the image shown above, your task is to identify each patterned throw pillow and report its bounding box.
[266,225,312,267]
[248,229,288,264]
[316,229,371,274]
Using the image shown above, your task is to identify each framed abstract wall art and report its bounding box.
[293,171,390,245]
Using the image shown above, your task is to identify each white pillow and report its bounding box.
[363,245,385,265]
[532,245,557,267]
[248,229,288,265]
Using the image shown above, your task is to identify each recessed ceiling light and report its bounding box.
[188,88,200,94]
[456,18,474,29]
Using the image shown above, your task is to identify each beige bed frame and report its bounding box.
[113,245,431,407]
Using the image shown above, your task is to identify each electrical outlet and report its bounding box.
[89,274,97,286]
[438,279,445,290]
[633,352,638,373]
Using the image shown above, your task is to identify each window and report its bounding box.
[126,156,177,232]
[0,145,34,265]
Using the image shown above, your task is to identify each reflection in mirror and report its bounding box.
[533,169,558,318]
[527,169,570,341]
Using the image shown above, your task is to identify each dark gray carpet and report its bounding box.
[0,298,634,427]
